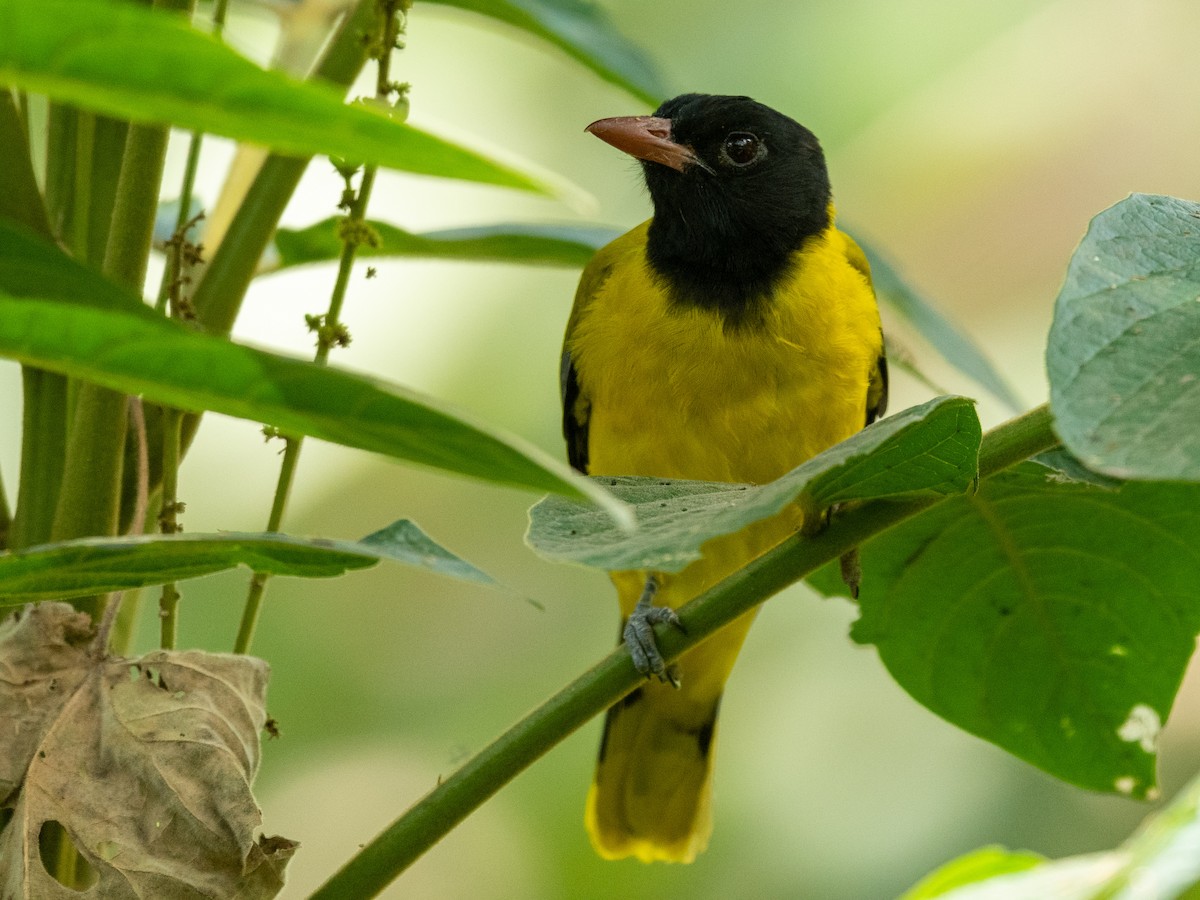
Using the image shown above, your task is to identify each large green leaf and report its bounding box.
[426,0,665,106]
[1048,193,1200,481]
[527,395,980,571]
[0,225,627,518]
[0,519,492,605]
[810,462,1200,799]
[0,296,625,510]
[0,0,547,192]
[851,232,1023,411]
[271,219,621,271]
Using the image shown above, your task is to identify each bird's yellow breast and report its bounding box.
[567,219,882,488]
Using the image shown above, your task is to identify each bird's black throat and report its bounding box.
[644,189,830,331]
[637,94,833,332]
[648,200,825,331]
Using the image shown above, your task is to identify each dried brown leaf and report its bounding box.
[0,603,294,898]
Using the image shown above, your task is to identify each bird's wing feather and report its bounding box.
[840,229,889,425]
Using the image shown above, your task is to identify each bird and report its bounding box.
[561,93,888,863]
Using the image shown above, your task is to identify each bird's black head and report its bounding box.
[587,93,832,326]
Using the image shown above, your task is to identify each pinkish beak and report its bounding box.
[585,115,702,172]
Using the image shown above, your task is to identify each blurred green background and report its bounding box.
[6,0,1200,896]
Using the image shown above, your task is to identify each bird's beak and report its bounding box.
[585,115,702,173]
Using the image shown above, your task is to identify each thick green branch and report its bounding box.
[311,403,1058,898]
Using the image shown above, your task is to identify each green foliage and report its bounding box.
[810,464,1200,799]
[1049,194,1200,480]
[272,219,623,270]
[527,395,980,571]
[0,519,491,604]
[900,846,1045,899]
[909,771,1200,897]
[0,0,549,191]
[0,291,619,504]
[426,0,666,105]
[2,0,1200,895]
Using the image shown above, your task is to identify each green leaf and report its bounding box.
[1048,193,1200,481]
[900,846,1045,899]
[1032,447,1122,490]
[0,295,627,512]
[911,769,1200,898]
[0,226,628,520]
[271,219,621,272]
[0,520,492,604]
[527,396,980,571]
[851,232,1023,411]
[810,463,1200,799]
[0,0,548,192]
[427,0,666,106]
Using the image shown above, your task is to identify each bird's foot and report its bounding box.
[623,575,686,688]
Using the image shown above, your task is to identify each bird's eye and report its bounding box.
[720,132,764,167]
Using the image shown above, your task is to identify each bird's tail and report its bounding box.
[584,608,757,863]
[585,678,722,863]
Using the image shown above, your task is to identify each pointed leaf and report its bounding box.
[1048,193,1200,481]
[0,224,627,519]
[0,296,628,512]
[0,0,548,192]
[900,846,1045,899]
[851,232,1023,411]
[0,520,492,605]
[428,0,665,106]
[809,463,1200,799]
[0,603,293,898]
[271,219,621,271]
[527,396,980,571]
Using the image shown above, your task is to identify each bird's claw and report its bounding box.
[624,576,686,687]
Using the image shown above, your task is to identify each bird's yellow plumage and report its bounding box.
[563,94,887,863]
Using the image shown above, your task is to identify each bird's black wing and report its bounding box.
[866,346,888,426]
[561,349,590,474]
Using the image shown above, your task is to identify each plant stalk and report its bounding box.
[52,79,178,616]
[158,407,184,648]
[311,403,1059,898]
[232,0,402,654]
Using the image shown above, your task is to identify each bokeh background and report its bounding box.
[4,0,1200,896]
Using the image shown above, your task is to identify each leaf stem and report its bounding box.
[190,0,376,337]
[71,113,96,262]
[158,407,184,648]
[233,0,405,654]
[153,0,231,313]
[232,435,301,654]
[311,403,1059,898]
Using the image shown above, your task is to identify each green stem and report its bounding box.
[121,0,375,529]
[311,403,1059,898]
[190,0,375,337]
[232,436,301,654]
[153,0,230,313]
[71,113,95,262]
[158,407,184,648]
[12,370,69,550]
[52,99,175,616]
[232,0,399,654]
[1,92,67,553]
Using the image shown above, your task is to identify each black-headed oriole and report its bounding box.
[562,93,887,863]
